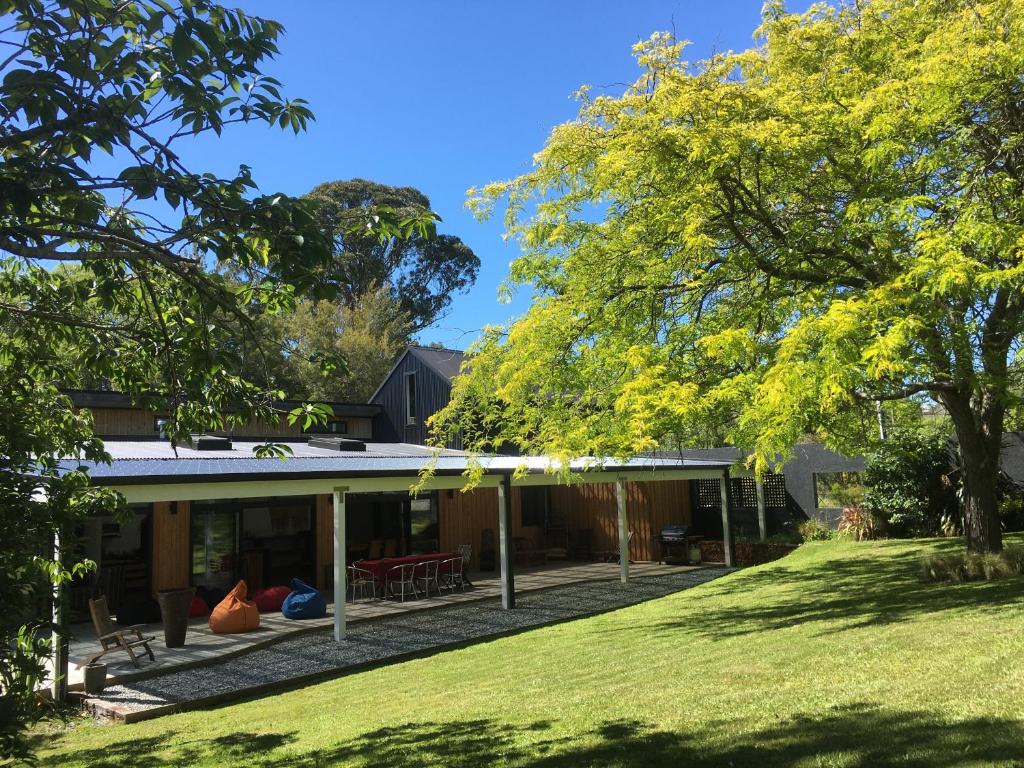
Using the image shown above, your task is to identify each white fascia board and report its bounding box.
[508,468,728,486]
[113,473,502,504]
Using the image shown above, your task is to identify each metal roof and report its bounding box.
[55,439,730,486]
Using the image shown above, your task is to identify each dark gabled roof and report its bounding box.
[999,432,1024,485]
[368,345,466,403]
[409,345,466,382]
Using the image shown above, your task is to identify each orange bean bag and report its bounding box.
[209,580,260,634]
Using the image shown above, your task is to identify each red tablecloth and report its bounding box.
[354,552,458,586]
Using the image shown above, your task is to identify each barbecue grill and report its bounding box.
[657,524,702,565]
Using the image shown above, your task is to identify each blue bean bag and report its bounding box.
[281,578,327,620]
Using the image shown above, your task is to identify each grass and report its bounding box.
[32,536,1024,767]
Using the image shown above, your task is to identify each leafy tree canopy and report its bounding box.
[236,288,414,402]
[431,0,1024,554]
[305,179,480,331]
[0,0,424,754]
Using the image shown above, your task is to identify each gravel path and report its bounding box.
[90,568,730,719]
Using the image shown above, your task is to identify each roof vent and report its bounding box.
[309,436,366,452]
[191,434,232,451]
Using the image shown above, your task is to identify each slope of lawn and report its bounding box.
[33,536,1024,767]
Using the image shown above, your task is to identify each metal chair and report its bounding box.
[385,563,418,602]
[439,555,465,592]
[414,559,441,597]
[348,565,377,601]
[456,543,474,586]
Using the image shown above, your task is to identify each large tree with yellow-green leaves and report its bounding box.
[431,0,1024,554]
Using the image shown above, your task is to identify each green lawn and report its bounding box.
[34,537,1024,767]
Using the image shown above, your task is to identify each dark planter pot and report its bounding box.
[83,662,106,695]
[157,586,196,648]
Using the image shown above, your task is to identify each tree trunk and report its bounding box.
[942,392,1003,554]
[958,438,1003,553]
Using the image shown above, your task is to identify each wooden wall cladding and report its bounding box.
[439,480,692,564]
[315,494,334,590]
[151,500,190,593]
[89,407,155,437]
[86,408,373,440]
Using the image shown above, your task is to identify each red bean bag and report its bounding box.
[209,580,260,634]
[188,595,209,618]
[252,585,291,613]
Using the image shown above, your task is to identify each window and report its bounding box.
[814,471,865,510]
[409,495,438,553]
[520,486,549,528]
[304,419,348,435]
[404,372,417,425]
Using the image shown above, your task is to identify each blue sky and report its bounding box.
[180,1,787,349]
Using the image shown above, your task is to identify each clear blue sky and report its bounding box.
[180,1,793,349]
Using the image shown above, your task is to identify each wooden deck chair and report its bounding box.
[87,596,156,668]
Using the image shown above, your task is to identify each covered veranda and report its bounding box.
[52,447,736,706]
[98,453,736,642]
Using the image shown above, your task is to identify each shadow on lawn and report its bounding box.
[38,703,1024,767]
[613,541,1024,640]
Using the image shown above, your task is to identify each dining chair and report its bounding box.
[439,556,465,592]
[385,563,418,602]
[348,565,377,601]
[414,559,441,597]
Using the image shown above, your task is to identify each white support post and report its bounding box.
[755,477,768,542]
[720,473,734,568]
[51,527,67,703]
[615,476,629,583]
[333,487,348,641]
[498,475,515,609]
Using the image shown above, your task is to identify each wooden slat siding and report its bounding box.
[85,408,372,440]
[89,407,156,437]
[151,500,190,593]
[438,486,537,558]
[315,494,334,589]
[370,351,461,449]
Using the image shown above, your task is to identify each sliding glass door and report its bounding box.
[191,505,238,590]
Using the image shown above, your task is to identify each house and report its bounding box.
[61,361,733,635]
[369,345,466,447]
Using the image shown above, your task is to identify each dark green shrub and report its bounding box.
[863,428,959,537]
[798,518,833,541]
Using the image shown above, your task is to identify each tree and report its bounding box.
[305,179,480,331]
[239,289,414,402]
[431,0,1024,554]
[0,0,421,754]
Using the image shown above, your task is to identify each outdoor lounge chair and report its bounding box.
[87,596,156,668]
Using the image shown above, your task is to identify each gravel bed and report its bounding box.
[93,568,730,716]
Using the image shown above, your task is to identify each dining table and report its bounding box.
[353,552,459,588]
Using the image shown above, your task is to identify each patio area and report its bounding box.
[72,563,729,723]
[66,560,704,691]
